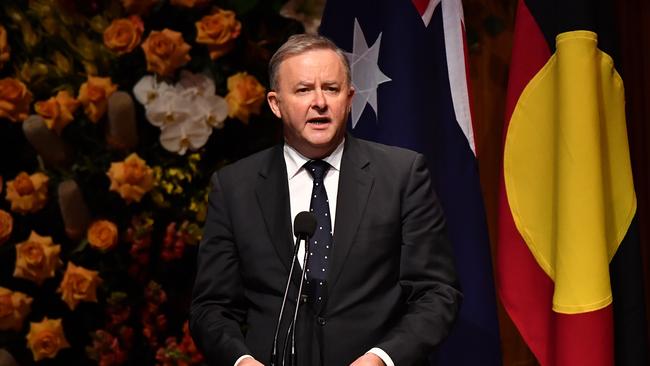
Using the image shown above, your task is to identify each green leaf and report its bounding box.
[71,238,89,254]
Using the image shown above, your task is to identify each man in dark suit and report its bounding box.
[190,34,461,366]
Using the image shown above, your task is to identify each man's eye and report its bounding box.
[325,87,340,93]
[296,88,309,94]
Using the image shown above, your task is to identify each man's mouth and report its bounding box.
[307,117,331,124]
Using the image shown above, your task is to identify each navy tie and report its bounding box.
[304,160,332,308]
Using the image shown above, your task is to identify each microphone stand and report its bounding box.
[273,211,316,366]
[270,234,305,366]
[288,239,310,366]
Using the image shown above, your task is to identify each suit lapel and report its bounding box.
[328,137,374,292]
[255,145,302,286]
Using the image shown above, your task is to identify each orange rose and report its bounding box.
[0,209,12,244]
[195,9,241,60]
[103,16,144,55]
[26,317,70,361]
[58,262,102,310]
[0,77,32,122]
[5,172,49,214]
[225,72,266,124]
[34,98,60,126]
[0,25,10,69]
[141,29,191,77]
[87,220,119,251]
[14,231,62,285]
[107,153,155,204]
[171,0,210,8]
[34,90,79,134]
[121,0,158,15]
[56,89,80,123]
[0,287,32,331]
[78,76,118,123]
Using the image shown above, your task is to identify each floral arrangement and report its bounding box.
[0,0,307,364]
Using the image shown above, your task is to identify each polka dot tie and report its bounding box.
[304,160,332,308]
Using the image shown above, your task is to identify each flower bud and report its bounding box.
[22,115,73,167]
[107,91,138,150]
[58,180,91,240]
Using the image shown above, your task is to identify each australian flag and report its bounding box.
[320,0,502,365]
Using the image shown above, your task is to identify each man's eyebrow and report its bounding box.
[295,81,314,86]
[290,81,341,89]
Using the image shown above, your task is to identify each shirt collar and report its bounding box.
[284,139,345,179]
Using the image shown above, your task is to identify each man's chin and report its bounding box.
[291,140,338,159]
[303,131,337,145]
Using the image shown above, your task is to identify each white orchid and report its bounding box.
[132,71,230,154]
[160,115,213,155]
[145,90,193,128]
[177,70,216,97]
[195,94,228,129]
[133,75,173,106]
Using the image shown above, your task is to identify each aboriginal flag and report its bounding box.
[496,0,648,365]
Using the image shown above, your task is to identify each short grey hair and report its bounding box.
[268,34,352,91]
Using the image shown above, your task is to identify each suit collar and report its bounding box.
[255,145,302,285]
[328,136,374,295]
[283,139,345,179]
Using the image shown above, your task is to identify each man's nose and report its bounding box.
[311,89,327,110]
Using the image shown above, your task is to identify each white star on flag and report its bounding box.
[345,18,392,129]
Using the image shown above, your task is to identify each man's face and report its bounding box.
[267,49,354,159]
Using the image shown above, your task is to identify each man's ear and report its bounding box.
[346,86,355,114]
[267,91,282,119]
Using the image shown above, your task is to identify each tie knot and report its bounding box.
[305,160,330,181]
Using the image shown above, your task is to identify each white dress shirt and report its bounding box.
[284,141,342,266]
[234,140,394,366]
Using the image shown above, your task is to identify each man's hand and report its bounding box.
[238,357,264,366]
[350,353,385,366]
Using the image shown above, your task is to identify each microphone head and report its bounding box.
[294,211,317,238]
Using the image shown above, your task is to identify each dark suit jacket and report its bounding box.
[190,136,461,366]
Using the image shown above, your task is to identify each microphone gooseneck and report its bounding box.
[270,212,316,366]
[288,235,312,366]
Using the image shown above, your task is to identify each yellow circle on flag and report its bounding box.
[504,30,636,314]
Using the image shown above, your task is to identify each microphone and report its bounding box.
[294,211,317,238]
[270,212,316,366]
[287,215,314,366]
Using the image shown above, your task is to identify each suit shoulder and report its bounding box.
[354,138,423,163]
[212,144,279,182]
